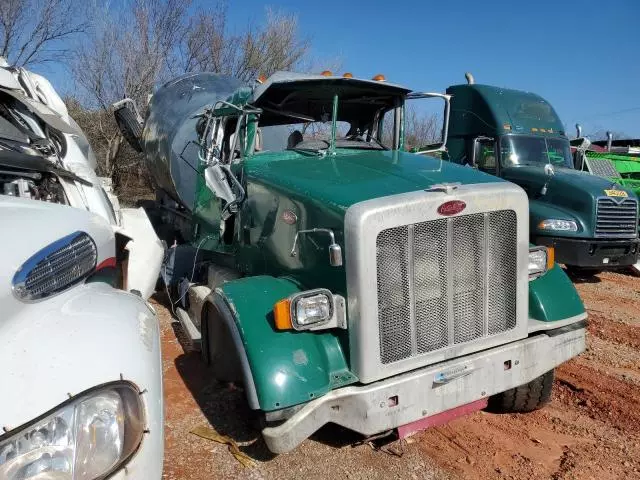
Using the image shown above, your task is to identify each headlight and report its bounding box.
[0,383,144,480]
[273,289,347,331]
[529,246,554,280]
[538,219,578,232]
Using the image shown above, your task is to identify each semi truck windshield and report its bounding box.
[501,135,573,169]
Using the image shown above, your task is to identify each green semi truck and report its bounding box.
[114,71,586,453]
[440,74,639,273]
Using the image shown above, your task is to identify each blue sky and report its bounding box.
[225,0,640,137]
[40,0,640,137]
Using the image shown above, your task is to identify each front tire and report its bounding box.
[488,369,555,413]
[201,303,243,383]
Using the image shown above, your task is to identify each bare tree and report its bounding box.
[404,106,441,151]
[0,0,88,66]
[182,6,309,81]
[71,0,190,189]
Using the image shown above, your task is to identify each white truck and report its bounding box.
[0,59,163,299]
[0,62,164,478]
[0,196,164,479]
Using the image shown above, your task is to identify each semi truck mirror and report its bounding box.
[329,243,343,267]
[404,92,452,154]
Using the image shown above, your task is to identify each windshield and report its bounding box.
[500,135,573,169]
[251,82,402,155]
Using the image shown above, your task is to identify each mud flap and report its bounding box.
[118,207,164,299]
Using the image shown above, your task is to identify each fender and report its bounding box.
[117,207,164,299]
[211,276,357,411]
[528,264,585,321]
[529,199,587,238]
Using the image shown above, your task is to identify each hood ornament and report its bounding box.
[426,182,461,195]
[541,164,555,196]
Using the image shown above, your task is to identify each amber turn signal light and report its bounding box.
[546,247,555,270]
[273,298,292,330]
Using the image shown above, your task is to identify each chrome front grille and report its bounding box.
[376,211,517,365]
[13,232,97,302]
[595,197,638,238]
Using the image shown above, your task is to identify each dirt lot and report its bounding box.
[158,270,640,480]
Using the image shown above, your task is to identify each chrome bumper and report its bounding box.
[262,323,586,453]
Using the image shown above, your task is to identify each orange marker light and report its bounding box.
[372,74,386,81]
[320,70,333,77]
[257,74,266,84]
[343,72,353,78]
[274,298,293,330]
[546,247,555,270]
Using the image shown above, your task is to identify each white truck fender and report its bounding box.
[118,207,164,300]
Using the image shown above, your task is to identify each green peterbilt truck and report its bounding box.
[115,71,586,453]
[440,74,639,272]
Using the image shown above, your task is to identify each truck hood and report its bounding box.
[247,149,502,212]
[502,165,637,206]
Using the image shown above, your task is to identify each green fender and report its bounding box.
[528,264,585,321]
[214,275,357,411]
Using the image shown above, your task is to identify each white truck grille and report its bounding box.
[376,211,517,364]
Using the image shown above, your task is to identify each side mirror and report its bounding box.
[405,92,452,154]
[329,243,343,267]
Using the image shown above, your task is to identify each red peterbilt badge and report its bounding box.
[437,200,466,216]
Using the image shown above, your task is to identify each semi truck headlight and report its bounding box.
[273,289,346,331]
[529,246,554,280]
[0,383,144,480]
[538,219,578,232]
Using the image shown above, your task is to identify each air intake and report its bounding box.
[13,232,97,302]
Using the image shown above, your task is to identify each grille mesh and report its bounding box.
[18,233,97,301]
[595,198,638,237]
[376,211,517,364]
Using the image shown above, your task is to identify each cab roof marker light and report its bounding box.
[342,72,353,78]
[320,70,333,77]
[372,74,386,82]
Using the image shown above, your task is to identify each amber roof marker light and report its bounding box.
[372,74,386,81]
[256,74,266,84]
[342,72,353,78]
[320,70,333,77]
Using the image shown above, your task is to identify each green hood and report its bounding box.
[502,165,638,237]
[502,165,636,202]
[246,149,502,212]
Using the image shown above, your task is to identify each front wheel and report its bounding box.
[488,369,555,413]
[201,303,243,383]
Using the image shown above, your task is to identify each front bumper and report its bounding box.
[262,323,586,453]
[532,235,639,268]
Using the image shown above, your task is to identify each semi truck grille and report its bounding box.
[595,197,638,238]
[376,211,517,364]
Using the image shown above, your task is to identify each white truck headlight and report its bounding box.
[538,219,578,232]
[273,289,347,331]
[529,246,554,280]
[0,383,144,480]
